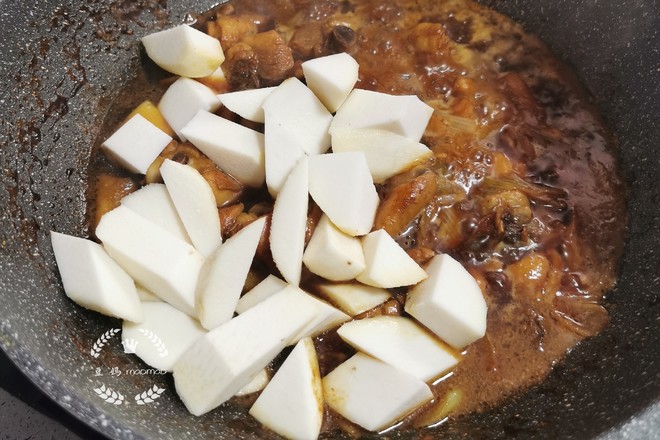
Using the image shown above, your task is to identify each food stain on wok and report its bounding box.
[64,0,628,436]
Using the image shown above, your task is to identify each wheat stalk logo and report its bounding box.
[90,327,169,406]
[90,328,121,358]
[137,328,169,358]
[135,384,166,405]
[93,384,125,405]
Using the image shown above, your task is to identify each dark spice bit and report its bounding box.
[443,16,473,44]
[328,25,357,52]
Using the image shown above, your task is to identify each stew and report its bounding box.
[87,0,627,435]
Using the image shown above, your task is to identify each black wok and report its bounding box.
[0,0,657,438]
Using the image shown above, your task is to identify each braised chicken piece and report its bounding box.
[374,170,438,237]
[223,30,295,89]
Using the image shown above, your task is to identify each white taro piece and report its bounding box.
[218,87,276,123]
[262,77,333,156]
[158,78,221,142]
[323,353,433,432]
[50,232,143,323]
[120,183,191,243]
[95,205,204,317]
[302,52,359,113]
[249,338,323,440]
[101,114,172,175]
[122,301,207,372]
[356,229,427,288]
[181,110,265,187]
[405,253,487,349]
[172,287,320,416]
[142,24,225,78]
[303,214,366,281]
[270,157,309,286]
[307,152,379,237]
[160,159,222,258]
[330,88,434,142]
[337,315,460,382]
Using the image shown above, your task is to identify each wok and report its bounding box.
[0,0,657,438]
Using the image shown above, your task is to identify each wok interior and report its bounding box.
[0,0,656,438]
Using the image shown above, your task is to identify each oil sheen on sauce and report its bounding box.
[89,0,627,435]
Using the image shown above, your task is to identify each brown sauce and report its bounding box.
[88,0,627,435]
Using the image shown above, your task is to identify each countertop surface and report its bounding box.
[0,349,102,440]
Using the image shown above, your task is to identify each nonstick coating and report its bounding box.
[0,1,657,439]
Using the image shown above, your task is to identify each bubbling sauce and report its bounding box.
[89,0,626,435]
